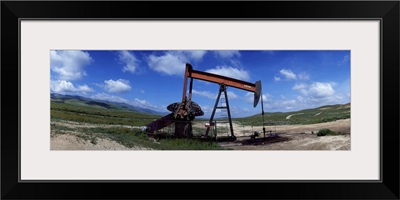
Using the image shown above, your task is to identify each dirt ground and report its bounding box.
[51,133,149,150]
[50,121,150,150]
[51,119,350,151]
[226,118,351,150]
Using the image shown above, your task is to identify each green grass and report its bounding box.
[235,103,350,126]
[51,101,159,126]
[51,100,224,150]
[50,123,75,134]
[51,97,350,150]
[317,128,337,136]
[53,124,223,150]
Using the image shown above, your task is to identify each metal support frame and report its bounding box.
[205,84,235,138]
[261,91,266,138]
[148,63,262,138]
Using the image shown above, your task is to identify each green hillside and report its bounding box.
[51,100,161,126]
[235,103,350,126]
[51,93,350,127]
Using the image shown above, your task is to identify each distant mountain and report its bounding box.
[51,93,84,100]
[50,93,168,115]
[106,101,166,115]
[51,93,350,124]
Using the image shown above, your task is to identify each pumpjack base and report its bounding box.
[240,135,289,145]
[197,135,237,142]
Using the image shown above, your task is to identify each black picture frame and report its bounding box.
[2,1,399,199]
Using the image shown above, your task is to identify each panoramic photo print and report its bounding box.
[50,50,351,150]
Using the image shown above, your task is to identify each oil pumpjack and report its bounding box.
[145,63,263,140]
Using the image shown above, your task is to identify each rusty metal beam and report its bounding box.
[185,63,261,107]
[189,69,257,93]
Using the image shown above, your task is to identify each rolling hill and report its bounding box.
[51,93,350,127]
[51,93,167,115]
[234,103,350,126]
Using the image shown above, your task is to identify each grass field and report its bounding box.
[51,123,223,150]
[51,100,223,150]
[50,95,350,150]
[234,103,350,126]
[51,101,160,126]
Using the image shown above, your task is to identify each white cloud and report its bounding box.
[78,85,92,92]
[192,89,217,99]
[292,83,307,90]
[148,53,186,76]
[147,51,208,76]
[297,96,304,102]
[245,92,253,103]
[50,80,93,94]
[262,94,269,102]
[177,50,208,62]
[186,50,207,61]
[118,51,139,74]
[229,106,251,117]
[226,91,238,99]
[205,66,250,81]
[90,93,129,103]
[267,81,346,112]
[266,81,348,112]
[264,99,298,111]
[298,72,310,80]
[300,89,308,95]
[104,79,131,93]
[341,54,350,64]
[132,98,158,110]
[275,69,308,81]
[90,93,160,111]
[198,105,211,116]
[229,59,242,68]
[133,98,148,105]
[50,50,93,81]
[202,102,259,118]
[245,92,270,104]
[308,95,345,105]
[282,99,296,106]
[214,50,241,59]
[289,82,337,107]
[279,69,297,80]
[329,81,338,87]
[308,82,335,98]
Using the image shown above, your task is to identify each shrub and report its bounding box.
[317,128,336,136]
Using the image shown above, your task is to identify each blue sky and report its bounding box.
[50,50,350,118]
